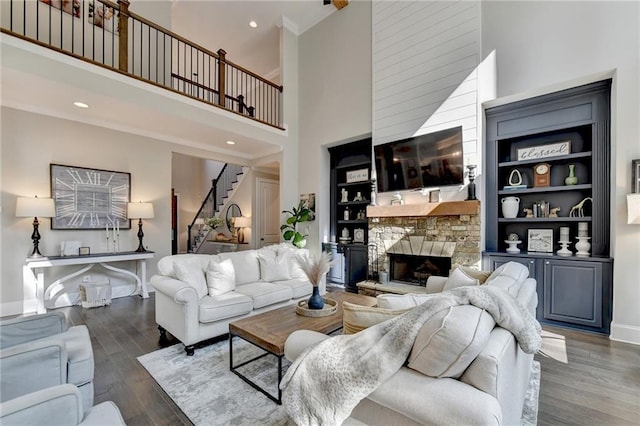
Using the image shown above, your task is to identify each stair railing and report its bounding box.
[0,0,283,128]
[187,163,245,253]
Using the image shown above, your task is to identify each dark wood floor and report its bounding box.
[58,294,640,425]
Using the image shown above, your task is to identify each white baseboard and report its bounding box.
[610,322,640,345]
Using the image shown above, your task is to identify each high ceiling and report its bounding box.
[171,0,337,78]
[1,1,341,162]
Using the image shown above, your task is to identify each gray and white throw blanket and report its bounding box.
[280,285,542,426]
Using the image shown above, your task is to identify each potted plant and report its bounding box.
[206,217,225,230]
[281,200,312,248]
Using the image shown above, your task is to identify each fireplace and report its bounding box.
[389,253,451,286]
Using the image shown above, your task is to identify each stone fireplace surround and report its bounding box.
[360,201,481,295]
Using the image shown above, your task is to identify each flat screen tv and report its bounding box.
[374,126,464,193]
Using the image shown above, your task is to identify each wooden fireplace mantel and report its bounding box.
[367,200,480,218]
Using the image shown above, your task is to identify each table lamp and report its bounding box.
[16,196,56,258]
[128,202,154,252]
[234,216,251,243]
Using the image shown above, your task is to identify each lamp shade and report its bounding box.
[16,197,55,218]
[127,202,154,219]
[627,194,640,224]
[234,216,251,228]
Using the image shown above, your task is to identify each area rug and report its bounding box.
[138,340,541,426]
[522,360,541,426]
[137,339,291,426]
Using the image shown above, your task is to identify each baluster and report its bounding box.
[217,49,226,107]
[117,0,129,72]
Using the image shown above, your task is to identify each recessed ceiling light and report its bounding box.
[249,21,257,28]
[226,140,236,145]
[73,102,89,108]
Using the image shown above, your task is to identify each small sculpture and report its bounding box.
[341,188,349,203]
[353,191,363,202]
[569,197,593,217]
[341,227,350,238]
[549,207,561,218]
[508,169,523,186]
[504,233,522,254]
[523,207,534,218]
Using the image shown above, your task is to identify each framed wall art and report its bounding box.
[632,159,640,193]
[88,0,118,33]
[527,229,553,253]
[300,193,316,221]
[50,164,131,230]
[39,0,81,18]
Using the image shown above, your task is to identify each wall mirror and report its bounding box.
[226,204,242,232]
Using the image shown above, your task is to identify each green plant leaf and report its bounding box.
[283,230,295,241]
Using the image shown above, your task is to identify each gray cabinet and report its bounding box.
[483,253,613,334]
[542,258,612,330]
[484,79,613,335]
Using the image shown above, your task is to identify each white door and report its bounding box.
[256,177,280,248]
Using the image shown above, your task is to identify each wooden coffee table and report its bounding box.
[229,291,376,404]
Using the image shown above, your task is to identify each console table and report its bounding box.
[24,251,155,314]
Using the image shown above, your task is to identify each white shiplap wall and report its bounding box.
[373,0,481,168]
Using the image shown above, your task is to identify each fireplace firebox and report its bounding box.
[388,253,451,286]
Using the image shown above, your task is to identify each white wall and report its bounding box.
[298,0,373,252]
[372,0,482,206]
[481,0,640,344]
[0,106,247,314]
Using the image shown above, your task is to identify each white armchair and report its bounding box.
[0,384,125,426]
[0,312,94,408]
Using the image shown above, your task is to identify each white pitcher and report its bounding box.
[501,196,520,218]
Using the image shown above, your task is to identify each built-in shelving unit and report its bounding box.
[484,79,613,335]
[325,139,372,292]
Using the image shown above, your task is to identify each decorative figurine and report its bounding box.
[504,233,522,254]
[569,197,593,217]
[353,191,364,202]
[508,169,523,186]
[341,188,349,203]
[523,207,534,218]
[549,207,561,218]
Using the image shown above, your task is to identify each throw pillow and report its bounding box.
[408,305,496,378]
[442,267,480,292]
[205,258,236,296]
[173,258,208,299]
[257,254,292,282]
[485,261,529,284]
[342,302,408,335]
[376,293,433,310]
[458,266,492,284]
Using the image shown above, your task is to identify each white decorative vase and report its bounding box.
[575,237,591,256]
[501,196,520,218]
[504,240,522,254]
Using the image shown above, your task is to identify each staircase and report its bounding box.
[188,163,248,253]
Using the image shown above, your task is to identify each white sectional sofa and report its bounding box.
[151,244,316,355]
[285,262,539,425]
